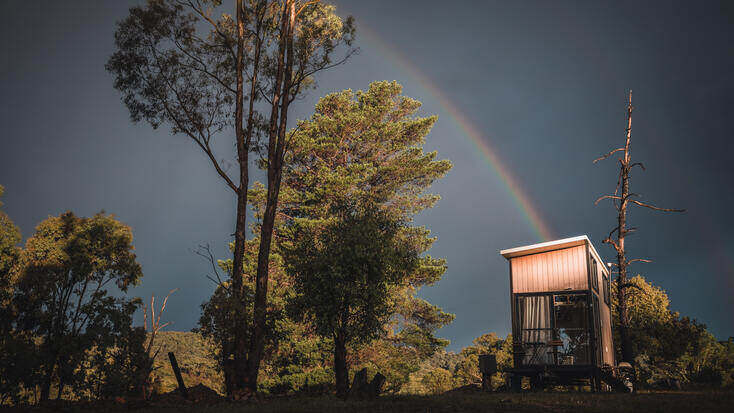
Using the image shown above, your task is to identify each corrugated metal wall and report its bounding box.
[510,245,588,293]
[595,259,615,366]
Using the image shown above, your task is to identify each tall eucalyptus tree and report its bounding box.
[107,0,354,392]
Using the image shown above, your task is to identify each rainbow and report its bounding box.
[359,27,554,242]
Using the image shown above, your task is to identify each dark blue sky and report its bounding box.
[1,1,732,350]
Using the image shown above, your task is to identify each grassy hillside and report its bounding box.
[150,331,224,394]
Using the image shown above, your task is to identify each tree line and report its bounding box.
[1,68,454,407]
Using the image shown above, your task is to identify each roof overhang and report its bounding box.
[500,235,610,275]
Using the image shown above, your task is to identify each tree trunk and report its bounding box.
[56,381,64,401]
[40,375,51,402]
[334,331,349,398]
[596,91,683,364]
[246,0,293,391]
[616,92,634,364]
[39,351,57,402]
[229,0,250,392]
[616,194,634,363]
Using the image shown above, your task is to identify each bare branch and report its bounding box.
[602,236,621,254]
[627,258,652,265]
[195,244,229,290]
[630,200,686,213]
[594,147,625,163]
[595,194,621,205]
[144,289,177,358]
[630,162,646,171]
[622,226,637,236]
[156,289,178,328]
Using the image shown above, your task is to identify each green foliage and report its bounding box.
[12,211,145,400]
[283,203,420,394]
[0,185,21,296]
[197,239,293,393]
[197,236,339,395]
[0,187,37,404]
[275,81,451,225]
[143,330,335,397]
[82,326,152,400]
[452,333,513,390]
[271,81,453,393]
[612,275,734,388]
[0,184,21,320]
[420,368,454,395]
[148,331,223,395]
[285,204,419,345]
[399,333,513,395]
[258,323,335,395]
[195,81,454,396]
[107,0,354,145]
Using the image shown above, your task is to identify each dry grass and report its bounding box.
[6,390,733,413]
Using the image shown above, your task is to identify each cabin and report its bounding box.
[500,235,617,390]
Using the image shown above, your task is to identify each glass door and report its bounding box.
[552,294,591,365]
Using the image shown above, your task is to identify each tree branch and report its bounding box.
[602,236,621,254]
[627,258,652,265]
[594,147,625,163]
[172,38,236,94]
[200,139,240,193]
[295,0,321,18]
[630,200,685,213]
[183,0,237,62]
[630,162,646,171]
[195,243,229,290]
[595,194,621,205]
[288,48,360,105]
[144,42,239,193]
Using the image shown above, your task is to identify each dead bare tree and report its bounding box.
[140,289,177,400]
[594,91,684,364]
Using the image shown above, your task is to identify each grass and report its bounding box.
[7,390,733,413]
[150,331,223,394]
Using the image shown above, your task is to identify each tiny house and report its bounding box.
[500,235,617,390]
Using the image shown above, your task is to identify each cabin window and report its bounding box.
[515,294,591,366]
[602,273,610,304]
[517,295,553,365]
[589,253,599,292]
[554,294,591,365]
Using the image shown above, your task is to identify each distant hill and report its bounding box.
[149,331,223,394]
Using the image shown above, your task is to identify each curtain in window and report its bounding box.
[520,295,551,343]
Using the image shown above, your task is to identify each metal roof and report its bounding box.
[500,235,610,275]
